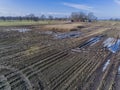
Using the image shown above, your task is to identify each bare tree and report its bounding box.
[71,12,97,22]
[87,12,97,22]
[0,16,6,21]
[25,14,39,21]
[40,15,46,20]
[71,12,87,22]
[48,15,53,20]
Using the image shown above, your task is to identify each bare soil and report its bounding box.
[0,21,120,90]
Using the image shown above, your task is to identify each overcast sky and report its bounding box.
[0,0,120,19]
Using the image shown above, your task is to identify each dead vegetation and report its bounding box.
[34,23,85,32]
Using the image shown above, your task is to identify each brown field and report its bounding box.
[1,21,120,90]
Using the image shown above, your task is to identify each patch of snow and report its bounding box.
[6,28,31,33]
[109,40,120,53]
[43,31,54,35]
[14,29,30,32]
[103,38,116,47]
[118,66,120,74]
[103,38,120,53]
[102,59,110,72]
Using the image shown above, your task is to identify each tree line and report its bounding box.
[0,12,97,22]
[71,12,97,22]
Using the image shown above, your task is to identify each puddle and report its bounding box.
[103,38,120,53]
[79,35,103,48]
[102,59,110,72]
[40,31,81,39]
[54,31,81,39]
[6,28,31,33]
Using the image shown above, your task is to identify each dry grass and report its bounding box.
[41,23,84,32]
[102,22,120,38]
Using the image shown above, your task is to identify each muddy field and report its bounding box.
[0,21,120,90]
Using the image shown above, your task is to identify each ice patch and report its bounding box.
[6,28,30,33]
[103,38,115,47]
[54,31,81,39]
[103,38,120,53]
[102,59,110,72]
[118,66,120,74]
[90,36,102,46]
[79,36,103,48]
[14,29,30,32]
